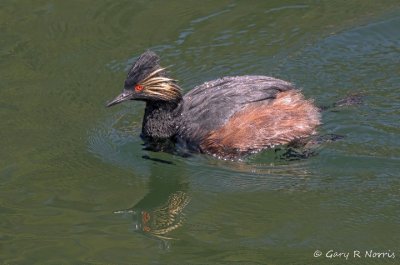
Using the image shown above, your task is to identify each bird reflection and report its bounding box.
[115,171,190,240]
[133,190,190,240]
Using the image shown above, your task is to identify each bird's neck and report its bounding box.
[141,100,182,140]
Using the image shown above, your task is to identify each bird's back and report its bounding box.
[177,75,320,158]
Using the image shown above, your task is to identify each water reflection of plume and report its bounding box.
[115,166,190,240]
[138,191,190,240]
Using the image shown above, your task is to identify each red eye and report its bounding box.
[135,84,144,92]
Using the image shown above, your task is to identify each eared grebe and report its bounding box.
[107,51,321,159]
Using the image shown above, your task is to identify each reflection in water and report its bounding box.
[115,174,190,241]
[130,190,190,240]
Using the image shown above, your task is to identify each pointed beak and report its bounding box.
[106,90,134,107]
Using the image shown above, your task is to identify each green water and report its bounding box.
[1,1,400,264]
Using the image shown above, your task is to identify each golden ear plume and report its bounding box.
[140,68,182,101]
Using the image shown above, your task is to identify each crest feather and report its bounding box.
[124,51,182,101]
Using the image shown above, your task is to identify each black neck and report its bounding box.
[141,100,182,140]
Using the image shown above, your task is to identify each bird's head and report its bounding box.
[106,51,182,107]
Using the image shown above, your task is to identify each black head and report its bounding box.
[125,50,164,87]
[107,51,182,107]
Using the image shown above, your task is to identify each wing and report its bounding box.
[177,75,295,145]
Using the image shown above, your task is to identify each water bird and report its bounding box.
[107,51,320,159]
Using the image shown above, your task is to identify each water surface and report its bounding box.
[1,1,400,264]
